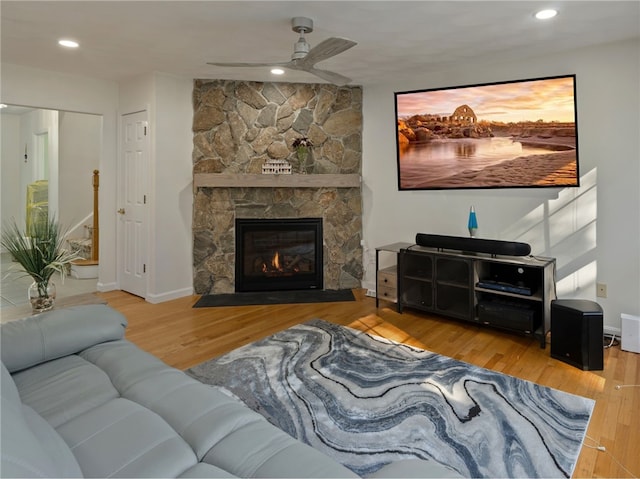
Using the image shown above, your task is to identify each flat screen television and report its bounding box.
[395,74,579,190]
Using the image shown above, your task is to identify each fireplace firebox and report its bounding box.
[235,218,323,292]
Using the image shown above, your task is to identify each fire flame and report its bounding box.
[262,251,283,273]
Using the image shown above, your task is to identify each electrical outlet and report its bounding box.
[596,283,607,298]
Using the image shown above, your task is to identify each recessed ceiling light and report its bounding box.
[58,39,79,48]
[270,68,285,75]
[535,9,558,20]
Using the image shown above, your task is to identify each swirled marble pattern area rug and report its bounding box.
[186,319,594,478]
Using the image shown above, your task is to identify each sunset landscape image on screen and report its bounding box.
[395,75,579,190]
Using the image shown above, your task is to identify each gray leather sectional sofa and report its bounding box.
[1,304,459,478]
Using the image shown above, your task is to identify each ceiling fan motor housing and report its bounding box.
[292,40,310,60]
[291,17,313,60]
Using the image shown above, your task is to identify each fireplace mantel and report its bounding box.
[194,173,361,188]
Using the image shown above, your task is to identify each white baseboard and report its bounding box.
[146,287,193,304]
[96,282,118,292]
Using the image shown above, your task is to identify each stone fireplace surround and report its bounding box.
[192,80,363,295]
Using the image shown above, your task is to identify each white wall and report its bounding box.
[362,38,640,330]
[1,63,119,291]
[150,73,193,302]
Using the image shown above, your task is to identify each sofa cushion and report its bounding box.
[11,354,118,428]
[1,304,127,373]
[201,418,359,478]
[80,341,272,458]
[56,398,198,478]
[1,363,82,478]
[79,339,358,478]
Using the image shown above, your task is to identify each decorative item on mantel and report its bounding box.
[262,159,292,175]
[468,206,478,238]
[292,137,313,174]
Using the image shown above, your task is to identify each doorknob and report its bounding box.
[117,208,125,215]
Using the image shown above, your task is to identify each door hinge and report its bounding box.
[144,125,148,136]
[143,264,146,274]
[144,195,146,204]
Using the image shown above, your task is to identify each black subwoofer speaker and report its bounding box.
[551,299,603,371]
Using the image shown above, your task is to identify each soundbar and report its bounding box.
[415,234,531,257]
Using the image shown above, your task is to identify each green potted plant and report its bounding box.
[1,216,78,312]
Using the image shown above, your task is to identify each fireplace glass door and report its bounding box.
[235,218,323,292]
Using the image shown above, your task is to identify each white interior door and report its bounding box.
[118,111,149,298]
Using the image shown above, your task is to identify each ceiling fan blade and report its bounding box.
[207,61,291,68]
[207,20,356,85]
[301,37,357,66]
[306,67,353,86]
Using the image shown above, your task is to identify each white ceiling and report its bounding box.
[1,1,639,86]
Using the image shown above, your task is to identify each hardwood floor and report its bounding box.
[99,289,639,478]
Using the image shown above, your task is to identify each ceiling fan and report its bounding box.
[207,17,357,86]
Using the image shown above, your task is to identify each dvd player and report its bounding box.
[476,280,532,296]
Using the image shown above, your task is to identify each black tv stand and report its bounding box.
[397,244,556,348]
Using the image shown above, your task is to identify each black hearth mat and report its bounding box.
[193,289,355,308]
